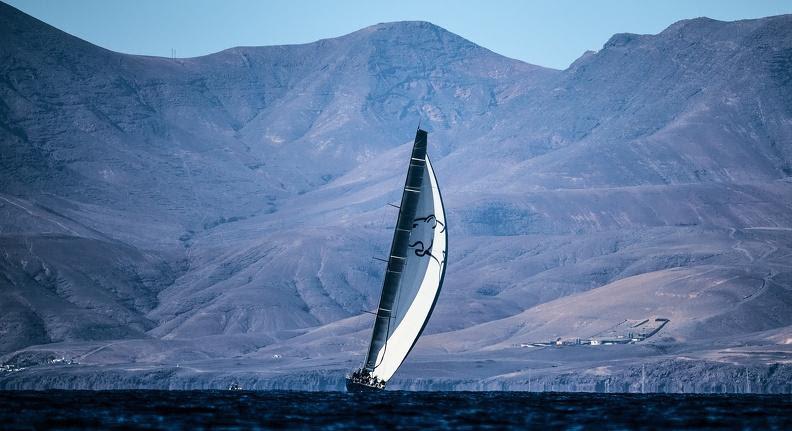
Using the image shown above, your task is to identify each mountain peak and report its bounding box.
[345,20,477,49]
[370,20,442,30]
[351,20,452,36]
[660,13,792,41]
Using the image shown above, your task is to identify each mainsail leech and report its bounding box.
[348,128,447,390]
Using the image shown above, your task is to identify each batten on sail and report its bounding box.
[348,128,447,391]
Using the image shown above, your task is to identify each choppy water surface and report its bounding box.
[0,391,790,430]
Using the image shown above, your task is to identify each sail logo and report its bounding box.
[409,214,445,264]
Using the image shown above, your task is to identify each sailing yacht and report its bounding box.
[347,128,448,391]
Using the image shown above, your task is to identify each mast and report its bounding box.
[364,129,428,370]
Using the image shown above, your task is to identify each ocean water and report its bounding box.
[0,391,790,430]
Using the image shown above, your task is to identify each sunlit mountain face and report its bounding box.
[1,2,791,390]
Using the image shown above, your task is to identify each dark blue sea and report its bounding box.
[0,391,790,430]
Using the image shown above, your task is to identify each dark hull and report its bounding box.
[345,379,384,392]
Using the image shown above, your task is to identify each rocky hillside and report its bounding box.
[1,2,790,390]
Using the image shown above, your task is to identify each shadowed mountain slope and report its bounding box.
[1,1,791,389]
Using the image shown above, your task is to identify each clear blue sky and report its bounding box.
[5,0,791,69]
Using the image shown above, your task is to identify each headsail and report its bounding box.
[356,128,448,386]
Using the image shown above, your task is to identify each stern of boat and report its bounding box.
[346,369,385,392]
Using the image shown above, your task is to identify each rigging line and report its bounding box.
[375,248,407,370]
[376,219,419,370]
[376,206,406,369]
[375,261,402,370]
[376,216,420,370]
[373,309,392,370]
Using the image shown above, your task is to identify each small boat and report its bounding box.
[227,383,243,391]
[347,128,448,392]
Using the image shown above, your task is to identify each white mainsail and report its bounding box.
[370,156,446,382]
[357,128,448,385]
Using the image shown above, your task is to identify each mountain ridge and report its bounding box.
[1,2,791,390]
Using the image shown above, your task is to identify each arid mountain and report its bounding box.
[1,2,790,390]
